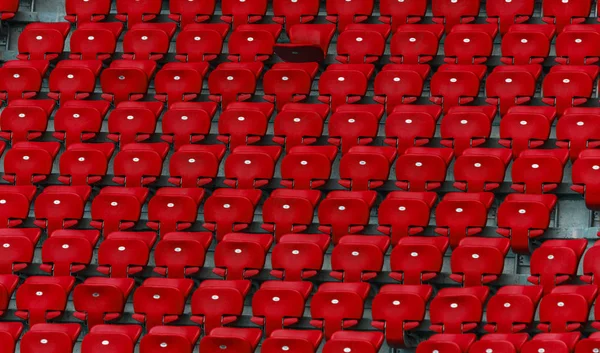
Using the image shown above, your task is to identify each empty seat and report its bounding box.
[0,275,18,316]
[511,149,569,194]
[73,278,135,329]
[263,63,319,112]
[90,187,148,237]
[0,99,54,143]
[203,189,262,242]
[450,237,511,286]
[0,60,48,103]
[262,330,323,353]
[417,334,477,353]
[0,0,19,20]
[384,104,443,154]
[3,142,59,185]
[571,149,600,209]
[34,185,91,235]
[339,146,397,190]
[440,105,498,156]
[213,233,273,280]
[538,285,597,332]
[444,24,498,64]
[154,62,210,106]
[528,239,588,294]
[47,60,102,104]
[140,326,200,353]
[100,60,157,104]
[323,331,384,353]
[486,64,542,115]
[582,240,600,287]
[272,0,320,30]
[556,108,600,161]
[153,232,212,278]
[542,65,599,115]
[336,24,391,63]
[53,100,111,147]
[107,101,164,146]
[115,0,162,28]
[318,191,377,244]
[251,281,313,335]
[20,323,80,353]
[270,233,330,281]
[228,24,282,62]
[499,106,557,158]
[223,146,282,189]
[328,104,385,153]
[521,333,581,353]
[435,192,494,248]
[453,148,512,192]
[261,189,321,242]
[69,22,124,60]
[310,282,370,338]
[373,64,430,114]
[390,24,445,64]
[161,102,218,150]
[576,332,600,353]
[556,25,600,64]
[190,280,251,334]
[429,286,490,333]
[168,0,216,27]
[122,23,177,60]
[65,0,111,24]
[432,0,480,32]
[112,143,170,187]
[208,62,263,110]
[199,328,262,353]
[318,64,374,112]
[379,0,427,30]
[175,24,230,62]
[486,0,534,33]
[0,185,36,228]
[81,325,142,353]
[132,278,194,329]
[390,237,450,284]
[273,23,336,62]
[501,24,556,64]
[486,285,544,334]
[217,102,274,149]
[58,143,115,186]
[497,194,558,253]
[326,0,374,32]
[40,229,100,276]
[395,147,454,191]
[280,146,337,189]
[168,145,227,187]
[17,22,70,60]
[430,64,487,113]
[220,0,268,28]
[146,188,205,238]
[330,235,390,282]
[97,231,157,277]
[377,191,437,245]
[15,276,75,325]
[0,228,41,273]
[0,322,23,353]
[542,0,591,31]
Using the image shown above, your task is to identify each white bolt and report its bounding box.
[188,158,195,163]
[273,297,280,302]
[474,163,482,168]
[53,200,61,205]
[88,36,95,40]
[73,114,80,118]
[133,157,140,162]
[351,251,359,256]
[338,77,345,82]
[563,79,570,84]
[577,121,584,126]
[227,76,234,81]
[174,248,182,252]
[22,156,29,160]
[504,303,511,307]
[181,116,188,121]
[451,303,458,308]
[223,204,231,208]
[505,78,513,83]
[594,165,600,170]
[456,208,463,213]
[18,113,25,118]
[519,209,526,214]
[127,115,134,120]
[415,162,423,167]
[575,38,582,43]
[238,117,245,121]
[153,295,160,299]
[102,341,109,346]
[235,249,242,254]
[557,302,565,307]
[520,120,527,125]
[450,78,457,83]
[36,291,43,296]
[36,36,42,40]
[463,38,470,43]
[212,295,219,300]
[40,339,48,344]
[244,160,252,165]
[292,250,300,255]
[356,37,363,42]
[393,300,400,305]
[532,164,539,169]
[111,202,118,206]
[67,74,74,79]
[521,39,528,44]
[141,36,148,41]
[411,252,418,257]
[409,37,416,42]
[62,244,69,249]
[174,76,181,81]
[394,77,401,82]
[247,37,254,42]
[282,76,289,81]
[472,254,479,259]
[359,161,366,165]
[118,246,126,251]
[300,161,308,165]
[194,36,201,41]
[2,244,8,248]
[548,255,554,260]
[460,120,468,125]
[331,299,339,304]
[283,204,290,209]
[293,118,301,122]
[399,206,406,211]
[338,206,346,211]
[78,157,85,162]
[167,203,175,208]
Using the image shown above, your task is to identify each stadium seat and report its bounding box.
[330,235,390,282]
[486,64,542,115]
[273,23,336,62]
[384,104,443,154]
[132,278,194,329]
[213,233,273,279]
[0,275,18,316]
[146,188,205,238]
[272,0,320,31]
[542,0,591,31]
[47,60,102,104]
[390,24,445,64]
[0,60,48,103]
[262,330,323,353]
[261,189,321,241]
[168,0,216,27]
[53,100,111,147]
[574,332,600,353]
[122,23,177,60]
[511,149,569,194]
[328,104,385,153]
[115,0,162,28]
[217,102,274,149]
[112,143,170,187]
[444,24,498,64]
[542,65,599,115]
[153,232,212,278]
[429,286,490,333]
[432,0,480,32]
[280,146,337,189]
[450,237,511,286]
[379,0,427,30]
[435,192,494,248]
[336,24,391,63]
[430,64,487,113]
[140,326,200,353]
[228,24,282,62]
[0,99,54,143]
[417,334,477,353]
[15,276,75,325]
[107,102,164,146]
[395,147,454,191]
[90,187,148,237]
[97,231,157,277]
[203,189,262,242]
[0,228,41,272]
[270,233,330,280]
[322,331,384,353]
[318,64,374,112]
[263,63,319,112]
[571,149,600,209]
[520,333,580,353]
[377,191,437,245]
[3,142,59,185]
[469,333,531,353]
[65,0,111,24]
[440,105,498,156]
[154,62,210,106]
[33,185,90,235]
[556,107,600,161]
[17,22,70,60]
[373,64,430,114]
[486,0,534,33]
[208,62,263,110]
[0,0,19,20]
[40,229,100,276]
[168,145,227,187]
[20,323,80,353]
[538,285,597,332]
[318,191,377,244]
[69,22,124,61]
[501,24,555,65]
[80,325,142,353]
[73,278,135,329]
[453,148,512,192]
[0,185,36,228]
[199,327,262,353]
[389,237,450,284]
[499,106,557,158]
[161,102,218,150]
[220,0,268,28]
[223,146,282,189]
[338,146,397,190]
[325,0,374,32]
[100,60,158,104]
[484,285,544,333]
[556,25,600,64]
[58,143,115,186]
[0,322,22,353]
[582,240,600,288]
[175,24,230,62]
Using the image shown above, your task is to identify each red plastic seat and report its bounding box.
[538,285,597,332]
[20,323,81,353]
[115,0,162,28]
[374,64,430,114]
[100,60,157,104]
[261,189,321,241]
[0,186,36,228]
[499,106,557,158]
[339,146,397,190]
[208,62,263,110]
[65,0,111,24]
[0,228,41,273]
[542,65,600,115]
[389,237,450,284]
[318,191,377,244]
[453,148,512,192]
[330,235,390,282]
[270,233,330,280]
[224,146,282,189]
[97,231,156,277]
[132,278,194,329]
[323,331,384,353]
[112,143,170,187]
[175,24,229,62]
[511,149,569,194]
[81,325,142,353]
[575,332,600,353]
[377,191,437,245]
[557,107,600,160]
[444,24,498,64]
[203,189,262,242]
[58,143,115,186]
[432,0,480,32]
[161,102,218,150]
[0,322,22,353]
[0,0,19,20]
[168,0,215,27]
[501,24,556,64]
[220,0,268,28]
[217,102,274,149]
[336,24,391,64]
[280,146,337,189]
[200,328,262,353]
[3,142,59,185]
[274,23,336,62]
[15,276,75,325]
[140,326,200,353]
[33,185,91,235]
[486,0,534,34]
[325,0,374,32]
[90,187,148,237]
[582,240,600,286]
[190,280,251,334]
[122,23,177,60]
[154,62,209,106]
[272,0,320,30]
[251,281,313,335]
[40,229,100,276]
[47,60,102,104]
[390,24,445,64]
[430,64,487,113]
[429,286,490,333]
[371,284,432,348]
[571,149,600,209]
[542,0,591,31]
[318,64,374,112]
[213,233,273,280]
[153,232,212,278]
[417,334,477,353]
[262,330,323,353]
[0,99,54,143]
[168,145,227,187]
[73,277,135,329]
[395,147,454,191]
[484,285,544,333]
[384,104,443,154]
[53,100,111,147]
[556,25,600,64]
[434,192,494,248]
[146,188,205,238]
[0,60,48,103]
[521,333,581,353]
[327,104,385,153]
[528,239,588,294]
[472,335,532,353]
[450,237,511,286]
[263,63,319,112]
[17,22,70,60]
[0,275,18,316]
[310,282,370,339]
[440,105,498,156]
[107,102,163,146]
[486,64,542,115]
[379,0,427,30]
[228,24,282,62]
[69,22,124,61]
